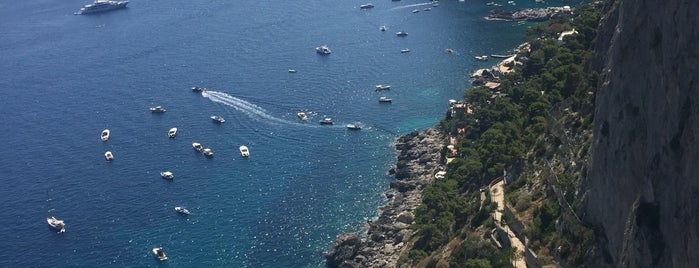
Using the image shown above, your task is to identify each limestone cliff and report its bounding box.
[584,0,699,266]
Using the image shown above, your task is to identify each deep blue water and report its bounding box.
[0,0,575,266]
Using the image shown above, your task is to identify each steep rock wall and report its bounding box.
[585,0,699,267]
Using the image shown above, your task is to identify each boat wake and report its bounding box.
[390,2,434,10]
[202,91,293,125]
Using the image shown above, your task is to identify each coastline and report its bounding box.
[326,128,444,268]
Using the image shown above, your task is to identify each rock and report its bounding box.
[392,222,410,230]
[390,180,416,192]
[326,233,362,268]
[396,212,414,224]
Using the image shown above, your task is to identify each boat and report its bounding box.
[47,216,66,233]
[192,142,203,152]
[445,48,454,53]
[359,3,374,9]
[316,45,332,55]
[175,206,190,215]
[423,7,432,11]
[490,54,515,58]
[486,1,495,5]
[379,25,387,31]
[168,127,177,138]
[288,69,297,73]
[396,31,408,37]
[401,48,410,53]
[101,129,110,141]
[346,123,362,130]
[203,148,214,156]
[211,115,225,123]
[239,145,250,157]
[475,55,489,61]
[191,86,205,92]
[412,9,420,13]
[375,84,391,91]
[160,171,174,180]
[104,151,114,161]
[152,247,168,261]
[149,106,166,113]
[379,96,393,103]
[297,112,308,121]
[75,0,128,15]
[320,118,333,125]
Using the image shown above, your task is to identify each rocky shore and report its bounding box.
[325,128,444,268]
[487,6,573,21]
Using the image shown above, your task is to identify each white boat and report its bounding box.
[149,106,166,113]
[316,45,332,55]
[424,7,432,11]
[203,148,214,156]
[76,0,128,15]
[297,112,308,121]
[401,48,410,53]
[379,96,393,103]
[168,128,177,138]
[288,69,297,73]
[211,115,225,123]
[47,216,66,233]
[104,151,114,161]
[192,142,203,152]
[191,86,205,92]
[239,145,250,157]
[359,3,374,9]
[174,206,190,215]
[396,31,408,37]
[380,25,387,31]
[475,55,489,61]
[320,118,333,125]
[160,171,174,180]
[412,9,420,13]
[346,123,362,130]
[152,247,168,261]
[101,129,110,141]
[375,84,391,91]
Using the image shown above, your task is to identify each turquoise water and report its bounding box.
[0,0,574,266]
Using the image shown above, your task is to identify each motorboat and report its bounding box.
[475,55,489,61]
[76,0,128,15]
[380,25,387,31]
[375,84,391,91]
[175,206,190,215]
[191,86,205,92]
[211,115,225,123]
[316,45,332,55]
[152,247,168,261]
[401,48,410,53]
[160,171,174,180]
[104,151,114,161]
[346,123,362,130]
[412,9,420,13]
[149,106,166,113]
[168,128,177,138]
[396,31,408,37]
[445,48,455,53]
[101,129,110,141]
[379,96,393,103]
[359,3,374,9]
[297,111,308,121]
[288,69,297,73]
[239,145,250,157]
[192,142,203,152]
[203,148,214,156]
[47,216,66,233]
[320,118,333,125]
[423,7,432,11]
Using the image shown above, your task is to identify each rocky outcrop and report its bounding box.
[326,128,444,267]
[584,0,699,267]
[487,7,573,22]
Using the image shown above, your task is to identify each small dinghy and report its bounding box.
[101,129,110,141]
[168,127,177,138]
[160,171,174,180]
[152,247,168,261]
[47,216,66,233]
[175,206,190,215]
[104,151,114,161]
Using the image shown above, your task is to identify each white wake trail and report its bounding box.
[390,2,434,10]
[202,91,291,125]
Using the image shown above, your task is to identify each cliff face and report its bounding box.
[585,0,699,266]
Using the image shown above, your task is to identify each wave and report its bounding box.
[202,91,294,125]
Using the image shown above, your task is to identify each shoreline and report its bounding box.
[326,128,444,267]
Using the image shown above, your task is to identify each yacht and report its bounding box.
[379,96,393,103]
[297,111,308,121]
[396,31,408,37]
[380,25,387,31]
[359,3,374,9]
[320,118,334,125]
[412,9,420,13]
[192,142,203,152]
[160,171,174,180]
[191,86,205,92]
[475,55,489,61]
[152,247,168,261]
[375,84,391,91]
[288,69,297,73]
[239,145,250,157]
[76,0,128,15]
[104,151,114,161]
[401,48,410,53]
[445,48,455,53]
[168,128,177,138]
[101,129,110,141]
[149,106,166,113]
[47,216,66,233]
[211,115,225,123]
[346,123,362,130]
[316,45,332,55]
[203,148,214,157]
[175,206,190,215]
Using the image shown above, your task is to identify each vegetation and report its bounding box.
[410,4,602,267]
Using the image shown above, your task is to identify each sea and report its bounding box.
[0,0,576,267]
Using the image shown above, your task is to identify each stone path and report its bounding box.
[490,179,527,268]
